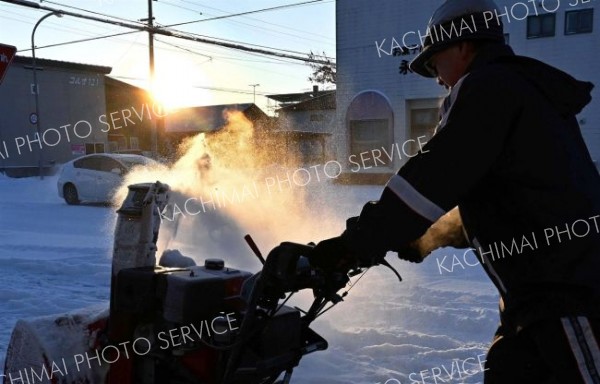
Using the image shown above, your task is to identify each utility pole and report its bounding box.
[142,0,158,155]
[249,84,260,104]
[148,0,154,90]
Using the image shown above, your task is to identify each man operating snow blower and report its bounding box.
[309,0,600,382]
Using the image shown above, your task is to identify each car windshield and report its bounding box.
[118,156,156,171]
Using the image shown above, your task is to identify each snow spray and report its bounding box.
[113,110,343,270]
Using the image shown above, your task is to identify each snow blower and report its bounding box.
[3,181,364,384]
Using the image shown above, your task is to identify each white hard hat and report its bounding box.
[410,0,505,77]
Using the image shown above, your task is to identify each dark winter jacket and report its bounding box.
[367,42,600,333]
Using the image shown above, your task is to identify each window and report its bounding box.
[565,9,594,35]
[74,156,102,171]
[129,137,139,150]
[527,13,556,38]
[118,156,152,170]
[95,143,105,153]
[73,158,86,169]
[97,157,123,173]
[299,137,325,163]
[108,135,126,150]
[410,108,437,154]
[85,142,106,154]
[350,120,390,159]
[346,91,394,167]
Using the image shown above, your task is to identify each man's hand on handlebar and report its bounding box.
[308,220,388,273]
[308,199,429,272]
[308,236,357,272]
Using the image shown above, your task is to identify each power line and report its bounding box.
[154,37,212,60]
[0,8,144,52]
[39,0,332,46]
[154,0,336,58]
[178,0,334,42]
[36,0,148,26]
[17,23,333,68]
[158,0,202,15]
[161,0,326,27]
[162,0,334,46]
[0,6,117,37]
[13,23,309,79]
[12,25,138,52]
[111,75,273,96]
[3,5,331,54]
[32,0,333,46]
[2,0,334,65]
[160,27,332,59]
[150,40,313,81]
[188,12,334,47]
[16,31,307,73]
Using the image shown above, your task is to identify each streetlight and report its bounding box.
[31,11,63,180]
[249,84,260,104]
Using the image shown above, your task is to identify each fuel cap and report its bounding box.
[205,258,225,270]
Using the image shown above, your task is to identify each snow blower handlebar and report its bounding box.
[260,242,351,316]
[220,241,353,384]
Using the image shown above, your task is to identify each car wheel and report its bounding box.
[63,184,80,205]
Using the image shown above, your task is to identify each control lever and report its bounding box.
[244,234,266,265]
[379,258,402,282]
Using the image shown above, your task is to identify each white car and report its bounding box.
[57,153,155,205]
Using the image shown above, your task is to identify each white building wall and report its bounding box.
[336,0,600,171]
[279,109,336,133]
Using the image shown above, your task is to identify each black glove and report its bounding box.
[395,243,424,263]
[341,215,387,267]
[343,200,395,258]
[308,236,357,272]
[310,199,428,270]
[309,202,390,272]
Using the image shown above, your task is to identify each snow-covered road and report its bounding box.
[0,174,499,383]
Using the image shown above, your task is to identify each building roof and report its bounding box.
[278,91,336,112]
[165,103,268,133]
[266,86,336,104]
[105,76,146,90]
[13,55,112,74]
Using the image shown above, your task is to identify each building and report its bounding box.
[335,0,599,182]
[104,77,157,155]
[267,86,336,164]
[164,103,273,158]
[0,56,112,177]
[164,103,272,135]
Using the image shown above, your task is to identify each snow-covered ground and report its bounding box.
[0,170,499,384]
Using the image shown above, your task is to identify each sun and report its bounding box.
[150,56,213,111]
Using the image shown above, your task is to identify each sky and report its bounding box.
[0,0,336,113]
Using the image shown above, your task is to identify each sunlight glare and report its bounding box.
[150,56,213,111]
